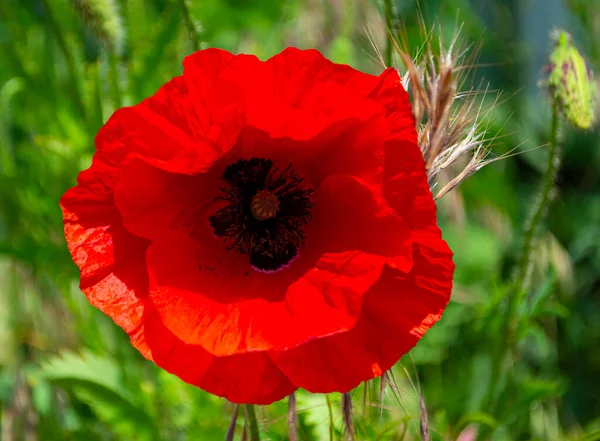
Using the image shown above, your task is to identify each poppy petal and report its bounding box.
[312,174,413,270]
[268,230,454,392]
[113,155,218,240]
[60,172,149,337]
[142,309,295,404]
[145,232,390,355]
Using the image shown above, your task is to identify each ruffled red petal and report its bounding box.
[145,231,390,355]
[113,155,217,240]
[183,47,385,141]
[140,309,295,404]
[267,64,454,393]
[268,229,453,393]
[312,174,413,266]
[60,168,149,338]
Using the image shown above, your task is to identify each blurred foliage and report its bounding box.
[1,0,599,440]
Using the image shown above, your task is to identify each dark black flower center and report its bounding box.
[209,158,314,272]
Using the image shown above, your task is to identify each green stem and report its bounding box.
[244,404,261,441]
[177,0,200,52]
[383,0,394,67]
[508,101,561,330]
[325,395,334,441]
[481,102,561,428]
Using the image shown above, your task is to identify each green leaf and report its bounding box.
[457,411,499,431]
[34,351,157,439]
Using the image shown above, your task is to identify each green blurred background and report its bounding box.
[1,0,599,440]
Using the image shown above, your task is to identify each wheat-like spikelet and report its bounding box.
[381,23,508,200]
[73,0,124,54]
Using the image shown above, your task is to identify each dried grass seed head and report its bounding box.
[390,23,507,200]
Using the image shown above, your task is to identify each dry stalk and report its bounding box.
[386,22,507,200]
[342,392,354,441]
[288,393,298,441]
[225,404,239,441]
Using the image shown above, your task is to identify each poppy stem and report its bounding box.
[482,101,562,428]
[243,404,261,441]
[325,395,335,441]
[342,392,354,441]
[288,393,298,441]
[510,101,561,332]
[225,404,239,441]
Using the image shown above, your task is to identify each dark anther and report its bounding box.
[209,158,314,272]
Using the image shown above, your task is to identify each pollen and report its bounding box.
[251,190,280,220]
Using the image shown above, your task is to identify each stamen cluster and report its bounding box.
[209,158,314,272]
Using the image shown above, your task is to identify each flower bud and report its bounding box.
[547,30,597,129]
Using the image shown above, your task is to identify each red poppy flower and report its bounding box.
[61,48,454,404]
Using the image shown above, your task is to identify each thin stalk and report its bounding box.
[288,394,297,441]
[40,0,86,117]
[177,0,200,51]
[243,404,261,441]
[225,404,239,441]
[325,395,334,441]
[384,0,394,67]
[481,102,562,435]
[509,102,561,325]
[342,393,354,441]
